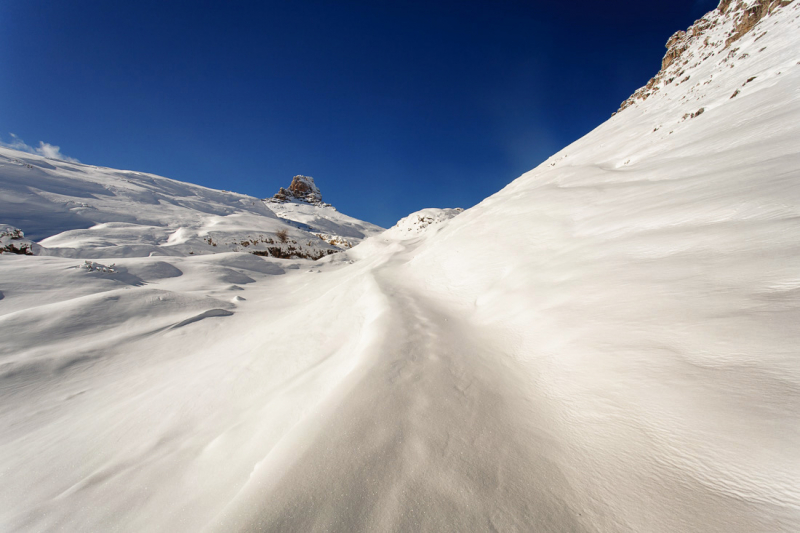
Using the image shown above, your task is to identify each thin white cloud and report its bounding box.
[0,133,80,163]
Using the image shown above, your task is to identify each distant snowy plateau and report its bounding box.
[1,1,799,531]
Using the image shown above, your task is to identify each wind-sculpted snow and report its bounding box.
[1,1,799,532]
[172,309,234,329]
[0,251,393,532]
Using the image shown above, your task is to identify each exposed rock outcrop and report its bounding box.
[0,225,37,255]
[315,233,354,248]
[661,31,690,70]
[616,0,794,114]
[270,175,326,205]
[724,0,793,47]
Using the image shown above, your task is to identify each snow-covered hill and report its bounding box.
[0,151,383,258]
[1,1,798,532]
[265,175,384,249]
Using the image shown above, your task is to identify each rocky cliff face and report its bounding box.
[617,0,794,113]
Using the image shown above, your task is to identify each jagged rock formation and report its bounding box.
[617,0,794,113]
[270,175,327,206]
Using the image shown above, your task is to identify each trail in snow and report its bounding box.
[210,256,589,532]
[207,227,798,533]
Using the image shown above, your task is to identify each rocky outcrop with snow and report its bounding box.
[0,225,38,255]
[270,175,325,205]
[386,208,463,238]
[618,0,795,113]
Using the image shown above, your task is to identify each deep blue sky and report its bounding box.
[0,0,718,227]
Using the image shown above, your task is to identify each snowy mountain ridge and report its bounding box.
[0,148,383,259]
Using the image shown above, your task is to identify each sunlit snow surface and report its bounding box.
[2,2,800,532]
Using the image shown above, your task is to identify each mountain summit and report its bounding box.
[271,175,325,205]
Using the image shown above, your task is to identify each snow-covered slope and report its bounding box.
[400,1,800,530]
[0,151,382,258]
[1,1,798,532]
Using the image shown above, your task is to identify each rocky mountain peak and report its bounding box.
[270,175,325,205]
